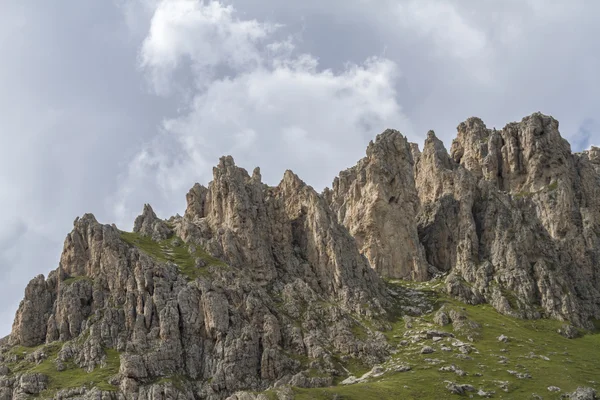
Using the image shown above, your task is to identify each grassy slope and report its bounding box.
[5,342,120,397]
[291,280,600,400]
[119,230,227,280]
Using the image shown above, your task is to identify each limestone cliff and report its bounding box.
[415,113,600,327]
[323,113,600,328]
[325,130,429,280]
[1,112,599,399]
[1,158,397,400]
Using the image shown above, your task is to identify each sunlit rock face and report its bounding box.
[5,157,392,399]
[411,113,600,327]
[326,129,428,281]
[2,112,600,399]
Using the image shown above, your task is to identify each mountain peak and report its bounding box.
[2,114,599,399]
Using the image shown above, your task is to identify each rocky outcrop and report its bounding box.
[325,112,599,328]
[413,113,600,327]
[325,130,428,280]
[582,146,600,175]
[1,112,599,399]
[180,156,390,306]
[10,275,55,347]
[133,204,173,241]
[2,157,394,399]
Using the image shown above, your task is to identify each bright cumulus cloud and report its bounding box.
[112,0,415,226]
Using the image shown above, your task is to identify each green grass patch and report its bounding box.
[262,390,279,400]
[279,282,600,400]
[34,347,120,394]
[351,323,369,341]
[153,374,189,391]
[515,190,534,198]
[119,231,227,280]
[4,343,120,397]
[62,276,93,285]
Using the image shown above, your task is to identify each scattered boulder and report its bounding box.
[434,309,450,326]
[393,364,412,373]
[19,373,48,394]
[439,365,466,376]
[558,324,580,339]
[507,370,532,379]
[421,346,435,354]
[446,381,475,395]
[568,387,597,400]
[426,330,454,339]
[455,354,473,360]
[340,376,360,386]
[497,334,509,343]
[340,365,385,386]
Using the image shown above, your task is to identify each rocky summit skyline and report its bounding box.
[2,1,600,399]
[1,112,599,399]
[2,1,600,339]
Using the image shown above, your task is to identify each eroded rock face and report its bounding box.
[1,112,599,399]
[181,157,390,307]
[414,113,600,327]
[3,157,393,399]
[134,204,173,241]
[326,130,428,280]
[10,275,55,347]
[324,113,599,327]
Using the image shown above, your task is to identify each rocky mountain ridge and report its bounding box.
[0,112,598,400]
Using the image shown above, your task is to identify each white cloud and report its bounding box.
[140,0,280,94]
[113,0,415,221]
[395,0,488,60]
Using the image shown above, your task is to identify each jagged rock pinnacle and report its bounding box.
[2,112,599,399]
[133,203,173,241]
[328,128,428,280]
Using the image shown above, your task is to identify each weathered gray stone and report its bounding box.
[2,113,600,399]
[558,324,579,339]
[569,387,597,400]
[133,204,173,241]
[326,130,429,280]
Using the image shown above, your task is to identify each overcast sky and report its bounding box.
[0,0,598,336]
